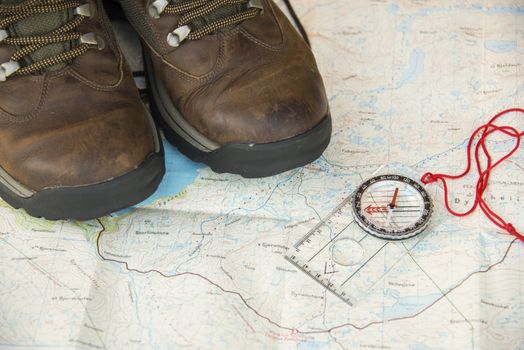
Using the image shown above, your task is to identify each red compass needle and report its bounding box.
[390,188,399,209]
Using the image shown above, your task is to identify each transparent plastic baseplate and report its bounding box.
[284,164,434,306]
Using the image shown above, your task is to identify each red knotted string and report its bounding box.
[421,108,524,242]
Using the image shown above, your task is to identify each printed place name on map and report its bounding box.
[70,259,100,289]
[103,251,131,258]
[388,281,416,288]
[276,266,297,273]
[291,291,324,300]
[136,231,170,235]
[450,319,487,325]
[361,345,391,349]
[481,299,509,309]
[33,245,66,252]
[53,296,93,301]
[206,254,226,259]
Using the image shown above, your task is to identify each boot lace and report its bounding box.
[0,0,103,82]
[148,0,263,47]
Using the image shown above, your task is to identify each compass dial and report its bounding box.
[352,175,432,240]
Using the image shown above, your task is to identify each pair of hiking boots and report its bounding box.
[0,0,331,220]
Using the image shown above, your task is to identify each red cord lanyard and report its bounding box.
[421,108,524,242]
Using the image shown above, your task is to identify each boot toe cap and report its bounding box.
[190,62,329,145]
[5,108,157,192]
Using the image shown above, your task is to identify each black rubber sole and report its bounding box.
[153,104,332,178]
[144,56,332,178]
[0,152,165,221]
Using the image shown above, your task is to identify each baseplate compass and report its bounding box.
[353,174,433,240]
[285,174,433,306]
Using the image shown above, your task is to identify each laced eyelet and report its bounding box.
[0,60,20,82]
[149,0,168,19]
[167,25,191,48]
[74,3,96,18]
[248,0,264,13]
[1,1,97,76]
[80,32,106,50]
[0,29,8,43]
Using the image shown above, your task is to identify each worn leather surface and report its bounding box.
[126,0,329,145]
[0,0,157,192]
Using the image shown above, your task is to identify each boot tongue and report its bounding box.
[1,0,73,72]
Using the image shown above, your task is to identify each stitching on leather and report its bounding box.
[67,1,125,90]
[137,1,170,54]
[238,0,285,51]
[145,40,195,82]
[238,27,283,52]
[193,32,228,85]
[141,1,285,82]
[0,76,49,123]
[66,54,125,91]
[145,36,225,84]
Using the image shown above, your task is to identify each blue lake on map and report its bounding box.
[382,293,442,319]
[484,40,517,53]
[471,4,524,16]
[115,140,204,216]
[396,49,425,89]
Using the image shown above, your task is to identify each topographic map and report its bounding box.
[1,1,523,349]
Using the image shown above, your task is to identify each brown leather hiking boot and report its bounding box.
[118,0,331,177]
[0,0,165,220]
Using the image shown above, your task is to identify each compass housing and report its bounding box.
[351,174,433,240]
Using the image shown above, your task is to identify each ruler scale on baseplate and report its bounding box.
[285,175,433,306]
